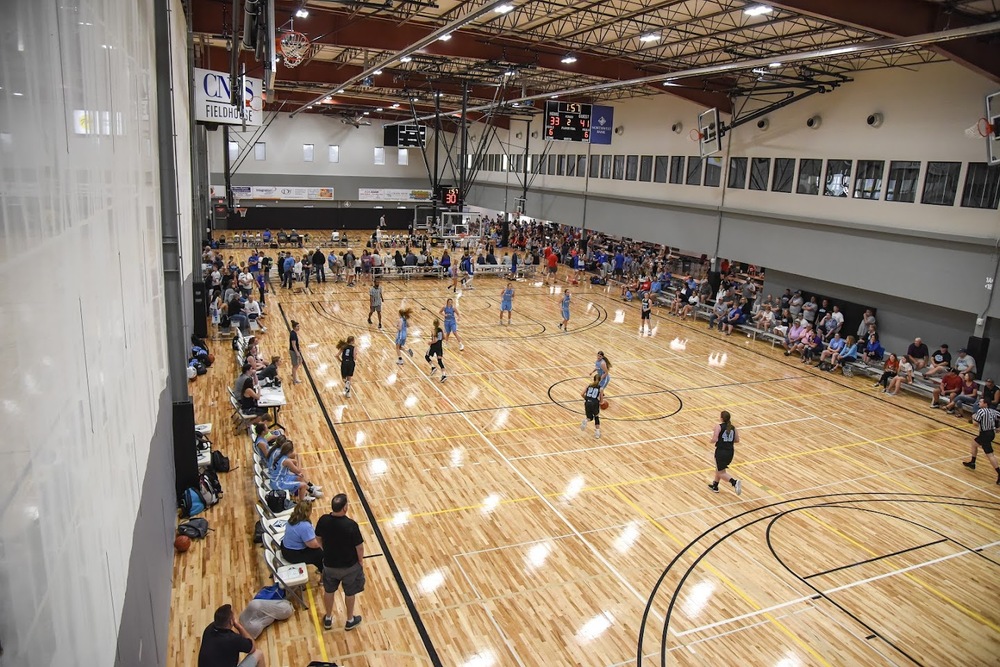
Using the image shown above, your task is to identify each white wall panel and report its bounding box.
[0,0,172,665]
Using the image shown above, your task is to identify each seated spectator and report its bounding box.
[817,313,839,342]
[721,299,748,336]
[886,356,913,395]
[228,295,250,332]
[669,284,688,315]
[404,249,417,266]
[906,337,930,370]
[829,335,858,374]
[931,369,963,409]
[198,604,266,667]
[680,293,699,320]
[952,348,977,377]
[753,305,774,331]
[709,294,732,330]
[981,378,1000,408]
[786,322,814,356]
[817,333,845,368]
[486,250,497,264]
[862,333,884,364]
[245,294,265,331]
[945,372,980,416]
[873,353,900,389]
[280,500,325,574]
[782,320,806,353]
[800,329,823,363]
[238,363,268,421]
[829,305,845,336]
[922,344,952,378]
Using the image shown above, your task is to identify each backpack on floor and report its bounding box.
[180,487,206,518]
[252,520,265,544]
[199,471,222,506]
[210,450,231,473]
[177,518,210,539]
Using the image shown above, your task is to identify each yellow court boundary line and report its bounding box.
[305,583,330,662]
[611,487,835,667]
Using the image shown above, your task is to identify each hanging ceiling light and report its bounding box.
[744,5,773,16]
[561,54,577,64]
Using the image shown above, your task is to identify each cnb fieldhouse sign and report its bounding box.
[194,68,263,127]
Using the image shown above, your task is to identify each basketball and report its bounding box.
[174,535,192,552]
[600,400,610,410]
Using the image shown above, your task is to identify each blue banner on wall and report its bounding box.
[590,105,615,145]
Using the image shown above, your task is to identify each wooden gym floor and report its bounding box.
[170,241,1000,667]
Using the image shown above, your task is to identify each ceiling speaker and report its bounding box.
[756,118,769,131]
[806,115,821,129]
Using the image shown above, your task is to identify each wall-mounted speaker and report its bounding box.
[614,125,624,135]
[515,131,523,139]
[671,122,683,134]
[756,118,769,131]
[806,115,822,129]
[531,131,538,138]
[867,112,884,128]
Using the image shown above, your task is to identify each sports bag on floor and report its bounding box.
[180,487,206,518]
[177,518,210,539]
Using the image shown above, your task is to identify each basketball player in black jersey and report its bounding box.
[580,377,603,439]
[425,319,447,382]
[708,410,742,495]
[336,336,356,397]
[640,291,652,336]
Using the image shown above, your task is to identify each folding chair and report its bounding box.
[256,486,293,520]
[253,503,287,538]
[264,549,309,609]
[262,532,295,567]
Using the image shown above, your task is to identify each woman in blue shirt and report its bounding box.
[829,336,859,374]
[280,500,324,574]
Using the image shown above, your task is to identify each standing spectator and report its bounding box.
[930,369,963,408]
[801,296,818,326]
[905,337,930,370]
[963,400,1000,485]
[788,290,804,320]
[312,248,326,283]
[922,344,952,378]
[856,309,877,340]
[316,494,366,632]
[197,604,266,667]
[281,253,294,289]
[289,320,303,385]
[815,298,830,325]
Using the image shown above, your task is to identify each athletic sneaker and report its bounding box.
[323,615,333,630]
[440,374,447,382]
[345,387,350,397]
[558,323,563,330]
[580,419,587,431]
[733,479,742,496]
[367,318,372,324]
[378,324,382,329]
[430,366,438,375]
[396,358,404,365]
[407,349,414,357]
[594,429,601,439]
[707,484,720,493]
[345,615,362,631]
[963,460,976,470]
[459,343,464,351]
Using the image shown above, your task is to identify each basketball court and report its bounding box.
[172,267,1000,666]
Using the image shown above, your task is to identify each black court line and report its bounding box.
[801,539,948,580]
[278,304,443,667]
[546,377,683,422]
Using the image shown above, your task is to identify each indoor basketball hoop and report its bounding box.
[237,207,248,219]
[965,117,996,140]
[279,31,310,68]
[688,128,703,143]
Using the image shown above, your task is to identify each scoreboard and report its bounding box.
[383,124,427,147]
[544,101,592,142]
[436,185,462,208]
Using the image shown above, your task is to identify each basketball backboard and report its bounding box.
[263,0,277,99]
[987,91,999,166]
[697,108,722,157]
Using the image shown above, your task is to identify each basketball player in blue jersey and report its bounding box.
[500,285,514,325]
[395,308,414,365]
[336,336,356,397]
[708,410,742,495]
[425,319,447,382]
[594,350,611,393]
[580,377,603,439]
[558,289,571,331]
[439,298,464,351]
[640,291,652,336]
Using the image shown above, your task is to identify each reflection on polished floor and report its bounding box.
[170,252,1000,667]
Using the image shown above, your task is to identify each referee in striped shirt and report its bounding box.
[964,398,1000,485]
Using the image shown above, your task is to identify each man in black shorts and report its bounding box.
[316,494,366,631]
[964,399,1000,485]
[197,604,265,667]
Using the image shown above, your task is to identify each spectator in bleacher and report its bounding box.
[828,336,858,374]
[981,379,999,408]
[245,294,264,332]
[817,333,844,368]
[906,337,930,370]
[829,305,845,333]
[856,309,877,340]
[873,353,900,389]
[721,299,748,336]
[404,248,417,266]
[708,294,730,330]
[788,291,804,320]
[613,250,625,278]
[945,372,980,416]
[862,332,884,364]
[953,348,977,377]
[786,322,814,356]
[815,298,829,325]
[782,320,806,353]
[680,293,700,320]
[800,327,823,363]
[800,296,817,326]
[754,305,775,332]
[923,344,952,377]
[197,603,266,667]
[281,500,325,575]
[779,289,792,311]
[885,355,914,395]
[740,279,757,304]
[228,295,250,333]
[817,313,838,342]
[257,355,281,385]
[930,369,963,408]
[699,279,714,302]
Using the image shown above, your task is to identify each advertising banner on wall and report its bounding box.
[358,188,433,202]
[590,105,615,145]
[212,185,335,201]
[193,68,263,127]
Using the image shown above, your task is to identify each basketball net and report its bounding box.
[280,32,310,68]
[965,117,995,140]
[237,208,248,218]
[689,128,703,143]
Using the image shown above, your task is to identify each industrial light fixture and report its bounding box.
[438,34,452,41]
[503,69,515,76]
[376,107,384,111]
[324,96,332,102]
[391,103,400,108]
[662,81,680,86]
[295,8,309,18]
[363,111,370,115]
[337,89,345,93]
[768,62,781,68]
[307,105,313,109]
[400,56,412,63]
[549,94,559,99]
[494,4,514,13]
[639,33,660,42]
[561,54,577,64]
[744,4,772,16]
[373,70,383,75]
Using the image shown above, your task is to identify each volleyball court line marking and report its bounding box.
[376,328,663,617]
[674,539,1000,638]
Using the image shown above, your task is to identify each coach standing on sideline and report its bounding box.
[316,494,366,632]
[312,247,326,283]
[964,399,1000,485]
